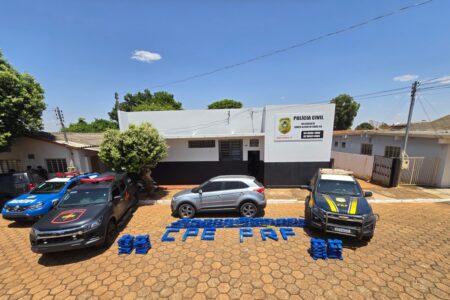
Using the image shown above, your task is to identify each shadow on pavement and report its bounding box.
[8,221,35,228]
[302,226,368,250]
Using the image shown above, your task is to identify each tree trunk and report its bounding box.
[141,168,156,196]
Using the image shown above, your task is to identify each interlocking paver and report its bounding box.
[0,203,449,299]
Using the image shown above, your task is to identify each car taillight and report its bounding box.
[27,183,36,191]
[254,187,265,194]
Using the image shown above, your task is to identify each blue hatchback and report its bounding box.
[2,172,99,221]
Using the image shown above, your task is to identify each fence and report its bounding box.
[399,157,440,186]
[331,151,374,180]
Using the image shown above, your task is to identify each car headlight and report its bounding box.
[363,214,376,224]
[30,227,37,237]
[82,217,103,232]
[28,202,44,210]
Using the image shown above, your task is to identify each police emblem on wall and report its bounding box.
[278,118,291,134]
[51,209,86,224]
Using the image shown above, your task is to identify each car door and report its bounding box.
[199,181,224,210]
[219,181,248,207]
[111,183,126,218]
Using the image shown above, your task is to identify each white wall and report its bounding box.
[331,151,374,180]
[264,104,335,162]
[163,137,264,162]
[0,137,96,175]
[332,134,450,187]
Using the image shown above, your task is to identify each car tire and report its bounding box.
[178,203,195,219]
[104,220,118,247]
[239,202,258,218]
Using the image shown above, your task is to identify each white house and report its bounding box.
[0,132,107,176]
[118,104,335,187]
[332,115,450,187]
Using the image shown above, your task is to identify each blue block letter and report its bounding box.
[161,228,179,242]
[280,228,295,240]
[182,228,199,241]
[201,228,216,241]
[240,228,253,243]
[260,228,278,241]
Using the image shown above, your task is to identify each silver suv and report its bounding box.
[171,175,266,218]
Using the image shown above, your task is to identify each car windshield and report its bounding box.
[317,180,362,197]
[191,181,208,193]
[30,182,66,194]
[58,188,109,207]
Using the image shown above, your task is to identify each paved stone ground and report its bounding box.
[0,203,449,299]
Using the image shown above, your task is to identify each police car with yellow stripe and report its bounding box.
[301,169,376,240]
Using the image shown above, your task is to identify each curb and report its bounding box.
[139,198,450,206]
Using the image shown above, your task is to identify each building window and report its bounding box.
[249,139,259,147]
[188,140,215,148]
[46,159,68,173]
[0,159,22,173]
[334,141,338,147]
[360,144,373,155]
[219,140,243,161]
[341,142,346,148]
[384,146,401,158]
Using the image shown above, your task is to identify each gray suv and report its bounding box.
[171,175,266,218]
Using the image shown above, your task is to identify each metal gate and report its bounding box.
[372,156,395,187]
[399,157,440,186]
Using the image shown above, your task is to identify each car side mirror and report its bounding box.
[300,185,312,192]
[52,200,58,208]
[364,191,373,197]
[198,189,203,194]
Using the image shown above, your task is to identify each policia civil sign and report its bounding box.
[275,113,325,141]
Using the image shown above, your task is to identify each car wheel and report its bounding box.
[240,202,258,218]
[178,203,195,219]
[104,220,118,247]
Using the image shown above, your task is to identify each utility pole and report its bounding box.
[55,107,77,171]
[401,80,419,168]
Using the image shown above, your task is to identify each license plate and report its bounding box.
[334,227,351,234]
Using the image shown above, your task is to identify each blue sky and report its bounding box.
[1,0,449,131]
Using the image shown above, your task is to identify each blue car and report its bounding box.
[2,172,99,221]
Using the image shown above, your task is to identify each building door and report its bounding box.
[247,151,260,178]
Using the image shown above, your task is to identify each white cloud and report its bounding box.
[428,75,450,84]
[131,50,161,63]
[393,74,419,82]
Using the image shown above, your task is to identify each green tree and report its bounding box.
[0,51,46,151]
[330,94,360,130]
[99,123,168,193]
[109,89,182,122]
[208,99,243,109]
[65,117,118,132]
[355,122,374,130]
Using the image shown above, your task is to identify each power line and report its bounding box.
[150,0,433,89]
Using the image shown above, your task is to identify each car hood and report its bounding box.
[313,193,372,215]
[33,205,106,231]
[5,193,59,207]
[173,189,195,198]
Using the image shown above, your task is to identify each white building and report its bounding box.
[118,104,335,187]
[0,133,107,176]
[332,125,450,187]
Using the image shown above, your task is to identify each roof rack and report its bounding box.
[55,171,81,178]
[319,168,353,176]
[80,176,115,183]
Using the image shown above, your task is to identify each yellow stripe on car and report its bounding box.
[349,198,358,214]
[322,194,338,212]
[309,193,314,208]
